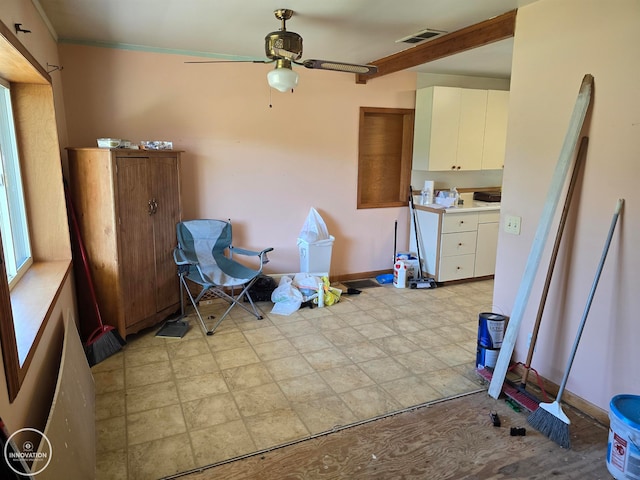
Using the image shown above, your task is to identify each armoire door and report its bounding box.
[116,157,157,324]
[149,156,181,313]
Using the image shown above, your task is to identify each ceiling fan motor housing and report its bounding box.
[265,30,303,60]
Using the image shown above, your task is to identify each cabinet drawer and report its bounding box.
[478,211,500,223]
[442,213,479,233]
[439,254,476,281]
[441,231,478,257]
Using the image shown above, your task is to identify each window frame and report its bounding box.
[0,79,33,288]
[0,19,72,403]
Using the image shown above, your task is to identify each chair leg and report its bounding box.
[179,276,265,336]
[205,281,265,336]
[179,275,212,336]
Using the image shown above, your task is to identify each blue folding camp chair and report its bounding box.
[174,219,273,335]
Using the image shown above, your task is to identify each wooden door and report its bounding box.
[116,157,157,325]
[149,156,180,313]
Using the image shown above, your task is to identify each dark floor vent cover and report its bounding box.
[156,320,189,338]
[341,279,381,289]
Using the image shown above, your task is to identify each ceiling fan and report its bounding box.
[186,9,378,92]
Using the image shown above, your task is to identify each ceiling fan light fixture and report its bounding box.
[267,59,298,92]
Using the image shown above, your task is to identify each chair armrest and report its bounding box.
[173,247,197,265]
[230,246,274,267]
[231,247,274,257]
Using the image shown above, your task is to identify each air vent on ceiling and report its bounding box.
[396,28,448,44]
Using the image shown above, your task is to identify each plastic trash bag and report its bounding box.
[293,272,322,297]
[270,276,303,315]
[298,208,330,243]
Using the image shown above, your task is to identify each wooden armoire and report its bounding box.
[67,148,182,338]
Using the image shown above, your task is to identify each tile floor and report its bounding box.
[93,278,494,480]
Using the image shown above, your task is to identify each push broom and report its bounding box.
[528,198,624,448]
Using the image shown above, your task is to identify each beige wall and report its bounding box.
[495,0,640,410]
[58,44,417,277]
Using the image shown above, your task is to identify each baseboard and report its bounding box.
[266,270,393,284]
[510,363,609,426]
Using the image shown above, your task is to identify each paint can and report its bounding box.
[477,312,507,349]
[476,345,500,369]
[607,394,640,479]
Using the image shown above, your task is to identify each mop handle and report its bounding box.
[408,186,424,279]
[556,198,624,400]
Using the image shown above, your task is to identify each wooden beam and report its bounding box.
[356,9,517,84]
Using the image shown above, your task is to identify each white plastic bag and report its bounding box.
[293,272,322,297]
[298,207,330,243]
[270,276,303,316]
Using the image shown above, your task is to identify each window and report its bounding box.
[1,18,72,403]
[0,80,32,288]
[357,107,414,209]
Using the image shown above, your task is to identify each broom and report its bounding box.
[528,198,624,448]
[65,182,126,366]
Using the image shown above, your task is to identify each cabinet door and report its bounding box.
[482,90,509,170]
[429,87,461,171]
[150,156,181,313]
[457,89,487,170]
[413,87,461,172]
[474,222,499,277]
[116,157,157,324]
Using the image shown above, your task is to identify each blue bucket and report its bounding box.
[607,394,640,479]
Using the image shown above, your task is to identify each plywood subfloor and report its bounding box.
[169,390,610,479]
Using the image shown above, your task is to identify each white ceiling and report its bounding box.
[36,0,538,78]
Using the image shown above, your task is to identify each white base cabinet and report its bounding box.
[474,212,501,277]
[409,208,500,282]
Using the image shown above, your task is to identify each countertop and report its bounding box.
[414,199,501,214]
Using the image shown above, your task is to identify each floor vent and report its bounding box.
[396,28,447,44]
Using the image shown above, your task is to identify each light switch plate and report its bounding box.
[504,215,521,235]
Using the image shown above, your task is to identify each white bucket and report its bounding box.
[607,394,640,479]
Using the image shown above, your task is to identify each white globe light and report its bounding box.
[267,66,299,92]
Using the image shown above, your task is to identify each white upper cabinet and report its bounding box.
[412,86,509,172]
[457,88,487,171]
[482,90,510,170]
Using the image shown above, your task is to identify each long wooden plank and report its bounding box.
[355,10,516,84]
[488,74,594,399]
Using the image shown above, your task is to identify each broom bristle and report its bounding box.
[527,403,571,449]
[86,329,126,367]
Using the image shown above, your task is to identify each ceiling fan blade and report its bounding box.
[301,59,378,75]
[184,59,273,64]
